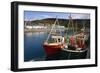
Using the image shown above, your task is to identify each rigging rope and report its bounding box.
[45,19,58,42]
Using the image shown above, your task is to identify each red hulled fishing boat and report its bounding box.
[43,35,65,56]
[43,18,65,56]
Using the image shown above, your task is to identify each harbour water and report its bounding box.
[24,31,89,62]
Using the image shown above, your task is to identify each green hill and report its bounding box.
[25,18,90,28]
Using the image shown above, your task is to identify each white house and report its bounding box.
[25,25,47,29]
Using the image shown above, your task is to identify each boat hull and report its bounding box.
[43,44,63,56]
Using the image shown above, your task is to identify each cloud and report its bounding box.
[71,14,90,19]
[40,15,53,18]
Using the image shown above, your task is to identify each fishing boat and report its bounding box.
[43,18,65,56]
[62,14,89,53]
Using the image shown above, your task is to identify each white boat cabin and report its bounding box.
[51,35,65,44]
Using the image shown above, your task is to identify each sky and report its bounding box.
[24,11,90,21]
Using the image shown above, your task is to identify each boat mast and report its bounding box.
[45,18,58,42]
[82,20,86,45]
[70,14,75,35]
[67,14,74,34]
[56,19,62,35]
[75,21,78,34]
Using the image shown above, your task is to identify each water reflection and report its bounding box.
[24,32,48,61]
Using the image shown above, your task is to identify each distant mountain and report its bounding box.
[24,18,90,28]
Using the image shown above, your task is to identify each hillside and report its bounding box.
[24,18,90,28]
